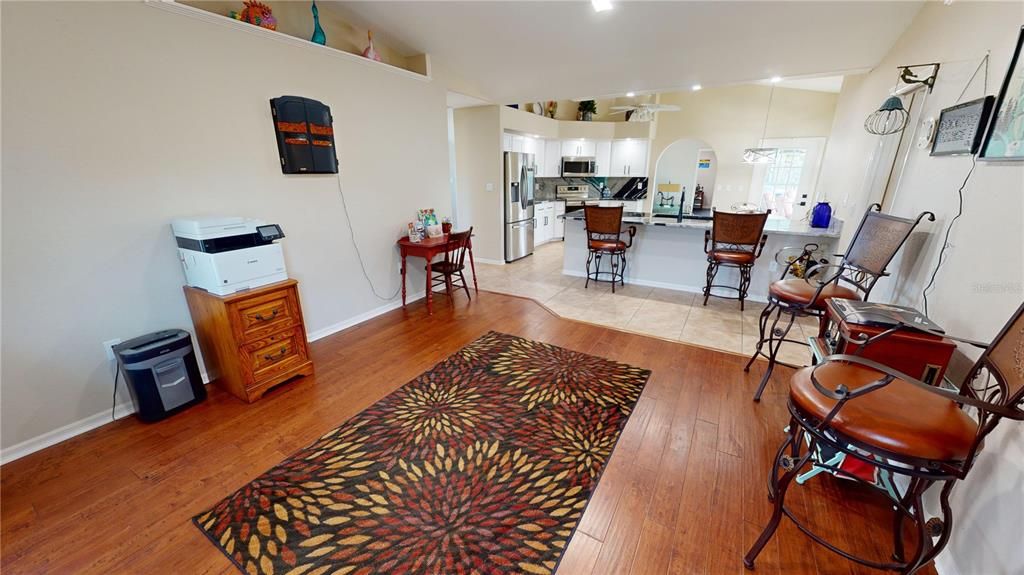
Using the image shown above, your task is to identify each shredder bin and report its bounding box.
[113,329,206,422]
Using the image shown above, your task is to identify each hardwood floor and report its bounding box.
[0,291,936,574]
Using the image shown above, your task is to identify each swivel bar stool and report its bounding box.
[745,204,935,401]
[745,302,1024,574]
[584,205,637,294]
[702,209,771,311]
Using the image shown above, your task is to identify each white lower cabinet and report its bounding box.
[535,202,556,245]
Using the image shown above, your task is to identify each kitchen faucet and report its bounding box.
[656,191,676,208]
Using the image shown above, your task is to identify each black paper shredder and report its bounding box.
[113,329,206,422]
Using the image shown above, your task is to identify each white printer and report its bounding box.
[172,217,288,295]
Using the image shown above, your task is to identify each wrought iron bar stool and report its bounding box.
[702,209,771,311]
[745,302,1024,574]
[745,204,935,401]
[584,205,637,294]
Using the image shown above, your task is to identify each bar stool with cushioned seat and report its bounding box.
[584,205,637,294]
[745,204,935,401]
[702,209,771,311]
[744,302,1024,575]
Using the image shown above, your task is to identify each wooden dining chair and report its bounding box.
[702,209,771,311]
[745,301,1024,574]
[745,204,935,401]
[430,228,473,301]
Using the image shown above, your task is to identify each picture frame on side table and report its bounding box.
[980,26,1024,160]
[931,96,995,156]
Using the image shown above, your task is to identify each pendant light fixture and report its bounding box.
[743,84,778,164]
[864,63,940,136]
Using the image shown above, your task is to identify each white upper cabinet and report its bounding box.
[594,140,612,177]
[542,140,562,177]
[560,140,596,157]
[521,136,541,156]
[609,139,649,178]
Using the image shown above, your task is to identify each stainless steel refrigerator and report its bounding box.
[504,152,535,262]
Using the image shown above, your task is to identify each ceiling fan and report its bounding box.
[609,103,681,122]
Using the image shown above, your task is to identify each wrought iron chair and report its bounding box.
[745,204,935,401]
[702,209,771,311]
[584,205,637,294]
[430,227,473,301]
[745,301,1024,574]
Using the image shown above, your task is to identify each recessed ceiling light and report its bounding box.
[592,0,613,13]
[626,92,635,97]
[770,76,782,83]
[691,84,702,91]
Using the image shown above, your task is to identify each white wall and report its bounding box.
[818,3,1024,573]
[0,2,450,451]
[452,106,503,263]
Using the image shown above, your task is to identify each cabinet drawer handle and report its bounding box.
[254,309,279,321]
[263,346,288,361]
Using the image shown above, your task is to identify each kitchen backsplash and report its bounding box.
[535,177,648,201]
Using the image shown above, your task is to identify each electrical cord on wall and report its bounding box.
[921,154,977,317]
[335,175,401,301]
[110,368,120,422]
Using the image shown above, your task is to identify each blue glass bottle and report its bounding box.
[310,0,326,45]
[810,201,832,228]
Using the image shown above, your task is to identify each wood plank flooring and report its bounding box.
[0,291,936,574]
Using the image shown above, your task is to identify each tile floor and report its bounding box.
[473,241,817,366]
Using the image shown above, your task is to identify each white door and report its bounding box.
[544,140,562,177]
[595,140,612,177]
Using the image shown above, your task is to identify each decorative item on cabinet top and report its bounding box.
[230,0,276,30]
[310,0,326,45]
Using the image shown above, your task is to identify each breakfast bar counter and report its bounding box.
[560,213,843,301]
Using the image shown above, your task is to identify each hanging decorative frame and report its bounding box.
[931,96,995,156]
[980,26,1024,160]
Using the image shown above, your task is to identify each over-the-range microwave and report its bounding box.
[560,156,597,177]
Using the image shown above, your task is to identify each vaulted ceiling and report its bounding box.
[328,1,923,102]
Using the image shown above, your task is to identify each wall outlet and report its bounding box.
[103,338,122,362]
[485,183,494,192]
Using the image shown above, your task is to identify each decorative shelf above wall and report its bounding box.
[145,0,431,81]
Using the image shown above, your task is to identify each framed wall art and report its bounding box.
[980,26,1024,160]
[930,96,994,156]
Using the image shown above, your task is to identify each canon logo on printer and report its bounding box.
[247,259,258,264]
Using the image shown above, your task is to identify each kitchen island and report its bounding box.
[560,212,843,301]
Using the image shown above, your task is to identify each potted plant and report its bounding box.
[577,100,597,121]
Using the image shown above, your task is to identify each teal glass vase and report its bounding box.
[310,1,326,45]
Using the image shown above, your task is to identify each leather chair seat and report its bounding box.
[711,250,756,265]
[430,261,464,274]
[769,279,861,309]
[588,239,627,252]
[789,362,978,462]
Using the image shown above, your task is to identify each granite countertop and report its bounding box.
[559,211,843,238]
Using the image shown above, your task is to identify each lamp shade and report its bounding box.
[864,96,909,135]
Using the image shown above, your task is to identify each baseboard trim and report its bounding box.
[473,257,505,266]
[1,371,210,465]
[305,291,425,342]
[1,293,430,465]
[560,270,769,303]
